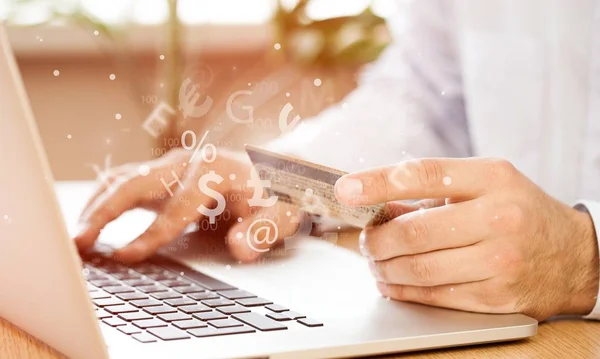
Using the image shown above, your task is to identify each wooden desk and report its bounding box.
[2,183,600,358]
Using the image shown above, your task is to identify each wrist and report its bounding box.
[561,208,599,316]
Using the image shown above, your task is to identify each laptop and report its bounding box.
[0,24,537,359]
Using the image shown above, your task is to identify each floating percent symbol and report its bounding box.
[179,77,213,119]
[179,196,190,206]
[278,102,302,134]
[196,171,226,224]
[181,130,217,164]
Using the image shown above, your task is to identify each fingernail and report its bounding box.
[75,222,90,239]
[336,177,363,199]
[359,229,371,258]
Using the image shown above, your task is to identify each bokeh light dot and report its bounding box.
[138,165,150,176]
[109,74,116,80]
[314,78,322,87]
[53,70,60,76]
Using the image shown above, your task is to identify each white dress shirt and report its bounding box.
[268,0,600,318]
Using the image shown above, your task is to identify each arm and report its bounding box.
[268,0,471,172]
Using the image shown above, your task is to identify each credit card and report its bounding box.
[245,145,387,228]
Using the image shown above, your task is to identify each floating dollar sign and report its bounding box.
[196,171,226,224]
[179,77,214,119]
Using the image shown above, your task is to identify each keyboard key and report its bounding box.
[193,311,227,321]
[232,313,287,331]
[123,279,155,287]
[105,304,138,314]
[236,297,273,307]
[157,312,192,322]
[187,292,219,301]
[118,311,153,321]
[298,318,323,327]
[282,311,306,320]
[111,272,142,280]
[130,299,162,308]
[102,317,128,327]
[265,312,292,321]
[188,326,255,338]
[131,264,164,274]
[95,309,112,319]
[216,305,251,315]
[89,279,120,288]
[137,285,168,293]
[89,291,111,300]
[173,319,208,330]
[165,297,196,307]
[103,286,135,294]
[265,304,289,313]
[151,291,182,300]
[85,272,109,281]
[202,298,235,308]
[132,318,168,329]
[148,326,190,341]
[118,325,142,335]
[160,279,191,287]
[146,271,178,280]
[144,305,177,315]
[93,297,124,307]
[132,332,157,343]
[117,292,148,301]
[157,259,236,291]
[172,285,204,294]
[179,304,211,314]
[100,263,129,274]
[86,283,98,292]
[208,318,243,329]
[218,290,256,300]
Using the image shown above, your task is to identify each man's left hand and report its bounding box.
[335,158,599,321]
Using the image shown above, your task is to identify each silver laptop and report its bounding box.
[0,24,537,359]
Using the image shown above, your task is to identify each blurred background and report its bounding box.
[1,0,396,179]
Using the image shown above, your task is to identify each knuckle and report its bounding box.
[487,158,518,183]
[375,261,390,282]
[418,286,437,304]
[490,245,522,272]
[407,255,435,285]
[500,203,526,233]
[377,170,391,201]
[399,215,429,252]
[476,282,515,312]
[413,159,444,188]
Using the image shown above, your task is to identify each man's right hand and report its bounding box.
[74,148,301,263]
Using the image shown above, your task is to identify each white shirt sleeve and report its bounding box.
[266,0,471,173]
[576,200,600,320]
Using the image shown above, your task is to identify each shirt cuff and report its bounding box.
[575,200,600,320]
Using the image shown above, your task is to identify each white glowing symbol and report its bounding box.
[142,102,176,138]
[179,77,213,119]
[226,90,254,124]
[246,166,278,208]
[86,155,117,191]
[197,171,226,224]
[181,130,217,163]
[278,102,302,134]
[246,219,279,253]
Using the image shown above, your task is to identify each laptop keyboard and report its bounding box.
[83,255,323,343]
